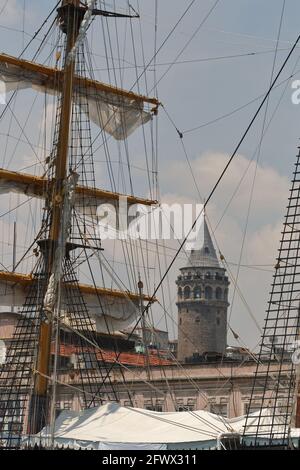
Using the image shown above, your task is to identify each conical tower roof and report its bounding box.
[187,214,220,268]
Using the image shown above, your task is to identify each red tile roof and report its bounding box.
[52,343,173,366]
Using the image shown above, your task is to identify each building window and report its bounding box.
[176,398,196,412]
[78,352,98,369]
[194,286,201,299]
[216,287,222,300]
[216,317,220,326]
[183,286,190,299]
[244,403,261,415]
[178,287,182,299]
[177,404,195,412]
[210,403,228,417]
[205,286,212,300]
[145,400,163,412]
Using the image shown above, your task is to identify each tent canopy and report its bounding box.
[40,402,232,444]
[35,403,299,448]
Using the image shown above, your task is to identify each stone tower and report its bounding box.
[176,215,230,362]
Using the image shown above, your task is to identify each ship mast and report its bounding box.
[0,0,159,448]
[29,0,85,435]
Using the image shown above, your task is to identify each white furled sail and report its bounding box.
[0,272,150,333]
[0,169,157,212]
[0,54,159,140]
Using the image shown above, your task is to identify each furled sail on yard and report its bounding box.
[0,271,154,333]
[0,54,159,140]
[0,169,157,213]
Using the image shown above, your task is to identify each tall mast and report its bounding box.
[29,0,85,434]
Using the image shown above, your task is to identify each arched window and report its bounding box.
[183,286,191,299]
[224,288,228,301]
[178,287,182,299]
[194,286,201,299]
[216,287,222,300]
[205,286,212,300]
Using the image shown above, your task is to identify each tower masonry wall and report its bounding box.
[177,266,229,362]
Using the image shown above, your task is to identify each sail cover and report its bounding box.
[0,55,157,140]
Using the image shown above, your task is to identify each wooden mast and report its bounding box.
[29,0,85,434]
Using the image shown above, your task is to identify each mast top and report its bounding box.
[58,0,86,35]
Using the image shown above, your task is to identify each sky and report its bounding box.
[1,1,300,350]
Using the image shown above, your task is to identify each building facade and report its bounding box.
[0,311,291,423]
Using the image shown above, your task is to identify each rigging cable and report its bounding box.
[130,0,198,89]
[149,0,221,93]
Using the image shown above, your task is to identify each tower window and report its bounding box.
[205,286,212,300]
[216,287,222,300]
[217,317,220,326]
[204,246,210,254]
[183,286,190,299]
[194,286,201,299]
[178,287,182,299]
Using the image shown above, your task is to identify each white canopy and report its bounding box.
[31,402,300,450]
[39,402,233,445]
[228,408,299,439]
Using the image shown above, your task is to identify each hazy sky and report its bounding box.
[1,1,300,350]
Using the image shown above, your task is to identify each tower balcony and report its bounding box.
[176,297,229,308]
[176,273,229,284]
